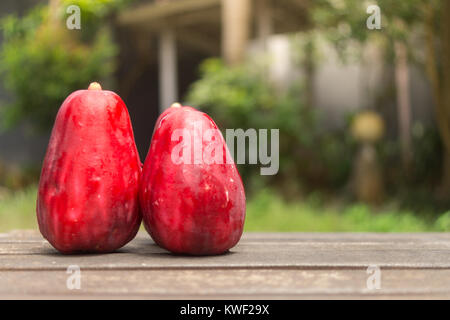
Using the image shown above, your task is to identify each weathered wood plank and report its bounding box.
[1,269,449,299]
[0,231,449,299]
[1,232,449,270]
[3,238,450,255]
[3,231,450,242]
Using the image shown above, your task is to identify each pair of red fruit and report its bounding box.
[37,82,246,255]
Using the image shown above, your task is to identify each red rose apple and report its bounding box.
[37,82,142,254]
[140,103,246,255]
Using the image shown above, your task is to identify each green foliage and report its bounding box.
[313,0,426,41]
[0,185,446,232]
[435,211,450,231]
[186,58,355,194]
[0,2,124,131]
[0,160,40,190]
[310,1,446,201]
[311,0,437,64]
[186,58,278,128]
[245,189,445,232]
[410,123,442,184]
[375,123,442,195]
[62,0,133,17]
[60,0,134,41]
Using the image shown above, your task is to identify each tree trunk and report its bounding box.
[303,34,316,108]
[441,150,450,193]
[441,0,450,192]
[394,41,412,170]
[424,1,450,193]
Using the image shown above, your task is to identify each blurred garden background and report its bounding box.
[1,0,450,232]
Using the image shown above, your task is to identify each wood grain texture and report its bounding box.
[0,231,449,299]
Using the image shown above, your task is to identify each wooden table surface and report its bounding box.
[1,231,449,299]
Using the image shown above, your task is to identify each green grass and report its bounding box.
[0,185,38,232]
[245,190,450,232]
[1,185,450,233]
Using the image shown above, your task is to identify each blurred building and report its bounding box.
[0,0,434,165]
[116,0,433,158]
[115,0,310,156]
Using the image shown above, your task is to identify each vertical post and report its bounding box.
[222,0,251,65]
[159,28,178,112]
[48,0,61,27]
[256,0,273,49]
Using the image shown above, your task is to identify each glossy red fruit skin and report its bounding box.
[37,87,142,254]
[140,105,246,255]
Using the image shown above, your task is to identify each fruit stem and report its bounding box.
[88,82,102,91]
